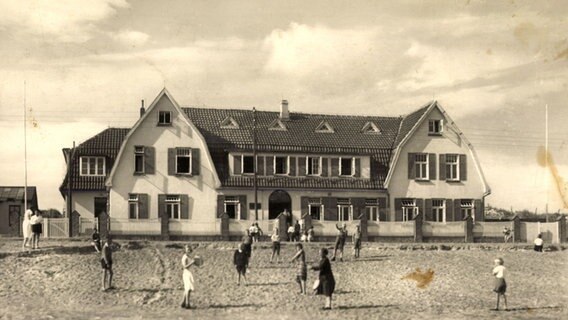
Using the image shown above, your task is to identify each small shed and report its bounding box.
[0,186,38,236]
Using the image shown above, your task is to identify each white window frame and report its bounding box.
[176,148,192,175]
[166,195,181,220]
[158,111,172,125]
[308,198,324,221]
[446,154,460,181]
[337,198,352,222]
[128,194,140,219]
[428,119,443,135]
[415,153,429,180]
[224,196,241,220]
[80,156,106,177]
[134,146,145,174]
[306,156,322,176]
[274,156,289,175]
[432,199,446,223]
[401,199,418,222]
[241,155,255,175]
[339,157,355,177]
[365,199,379,222]
[461,199,474,221]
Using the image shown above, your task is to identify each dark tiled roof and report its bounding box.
[0,186,37,202]
[394,103,432,147]
[60,128,130,193]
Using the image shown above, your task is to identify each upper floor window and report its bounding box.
[134,146,145,174]
[446,154,459,181]
[80,156,105,176]
[339,157,353,176]
[166,195,181,220]
[428,119,443,135]
[176,148,191,174]
[415,153,429,180]
[242,155,255,174]
[307,157,321,175]
[158,111,172,125]
[275,156,288,175]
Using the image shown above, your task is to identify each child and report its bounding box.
[307,226,314,242]
[181,245,196,309]
[91,227,102,253]
[270,228,281,263]
[242,230,253,260]
[287,224,295,242]
[353,225,362,258]
[30,210,43,249]
[502,227,512,243]
[312,248,335,309]
[233,243,249,286]
[534,233,544,252]
[291,243,307,294]
[492,257,508,311]
[300,230,308,242]
[101,236,114,291]
[331,223,347,262]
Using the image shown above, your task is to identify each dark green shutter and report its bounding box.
[217,195,225,218]
[139,194,149,219]
[191,149,200,176]
[439,154,446,180]
[257,156,264,176]
[289,157,296,176]
[354,158,361,177]
[394,198,403,221]
[459,154,467,181]
[446,199,453,221]
[408,153,416,179]
[145,147,155,174]
[425,199,432,221]
[323,197,337,221]
[180,194,189,219]
[298,157,306,176]
[428,153,436,180]
[331,158,340,176]
[158,194,166,218]
[168,148,176,175]
[233,155,241,175]
[266,156,274,175]
[474,199,483,221]
[239,195,247,220]
[321,158,328,176]
[454,199,462,221]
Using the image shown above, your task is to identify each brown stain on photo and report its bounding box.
[537,146,568,209]
[402,268,434,289]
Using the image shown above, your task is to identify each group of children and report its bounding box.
[21,207,43,250]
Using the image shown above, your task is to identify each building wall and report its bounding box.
[72,191,108,219]
[109,94,219,232]
[388,107,486,220]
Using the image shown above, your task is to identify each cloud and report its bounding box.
[110,29,150,47]
[0,0,129,43]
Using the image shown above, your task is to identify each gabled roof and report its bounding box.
[393,102,432,147]
[0,186,37,202]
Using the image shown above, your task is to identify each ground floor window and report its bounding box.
[432,199,445,222]
[461,199,474,221]
[365,199,379,221]
[308,198,323,221]
[337,198,352,222]
[401,199,418,222]
[166,195,181,220]
[224,196,241,220]
[128,194,140,219]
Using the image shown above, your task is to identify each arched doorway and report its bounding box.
[269,190,292,221]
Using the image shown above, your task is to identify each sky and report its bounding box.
[0,0,567,213]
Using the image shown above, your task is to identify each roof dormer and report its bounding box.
[268,119,287,131]
[361,121,381,134]
[315,121,335,133]
[220,116,240,129]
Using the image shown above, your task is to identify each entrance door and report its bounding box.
[94,197,108,231]
[8,205,21,236]
[268,190,292,221]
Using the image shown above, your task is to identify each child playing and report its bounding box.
[331,223,347,262]
[353,225,362,258]
[290,243,307,294]
[181,245,196,309]
[233,243,249,286]
[91,227,102,253]
[492,257,508,311]
[101,236,114,291]
[307,226,314,242]
[533,233,544,252]
[270,228,281,263]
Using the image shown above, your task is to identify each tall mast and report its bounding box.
[545,104,549,215]
[253,107,258,221]
[24,81,28,212]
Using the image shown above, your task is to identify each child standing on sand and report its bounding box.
[181,245,196,309]
[290,243,307,294]
[234,243,249,286]
[353,225,362,258]
[270,228,281,263]
[101,237,114,291]
[492,257,508,311]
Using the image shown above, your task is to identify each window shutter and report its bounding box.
[454,199,462,221]
[425,199,432,221]
[445,199,453,221]
[408,153,416,179]
[289,157,296,176]
[257,156,264,176]
[459,154,467,181]
[145,147,155,174]
[180,194,189,219]
[323,197,337,221]
[233,155,241,175]
[474,199,483,221]
[298,157,306,176]
[191,149,200,176]
[354,158,361,177]
[139,194,149,219]
[158,194,166,218]
[266,156,274,175]
[428,153,436,180]
[439,154,446,180]
[331,158,340,176]
[394,198,403,221]
[239,195,247,220]
[168,148,176,175]
[217,195,225,218]
[415,198,424,219]
[321,158,328,176]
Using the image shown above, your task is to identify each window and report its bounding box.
[80,157,105,176]
[361,121,381,134]
[339,157,353,176]
[446,154,459,181]
[274,156,288,175]
[365,199,379,221]
[134,146,145,173]
[337,198,352,222]
[428,119,443,135]
[315,121,335,133]
[128,194,140,219]
[176,148,192,174]
[432,199,446,222]
[166,195,180,220]
[220,116,240,129]
[307,157,321,175]
[158,111,172,125]
[461,199,474,221]
[224,196,241,220]
[308,198,323,221]
[415,153,428,180]
[242,155,254,174]
[401,199,418,222]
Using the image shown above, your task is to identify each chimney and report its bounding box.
[140,100,145,118]
[280,99,289,120]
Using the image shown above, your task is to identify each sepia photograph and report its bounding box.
[0,1,567,319]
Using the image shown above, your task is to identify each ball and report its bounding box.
[193,255,203,267]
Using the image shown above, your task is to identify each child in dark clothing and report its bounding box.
[91,227,101,253]
[233,243,249,286]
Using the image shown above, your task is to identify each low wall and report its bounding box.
[372,221,415,237]
[424,221,464,238]
[110,218,161,236]
[473,221,512,239]
[169,220,219,236]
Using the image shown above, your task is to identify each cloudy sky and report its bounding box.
[0,0,566,213]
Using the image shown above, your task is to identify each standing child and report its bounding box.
[233,243,249,286]
[290,243,307,294]
[242,230,253,260]
[21,208,33,250]
[91,227,102,253]
[331,224,347,262]
[492,257,508,311]
[270,228,281,263]
[30,210,43,249]
[307,226,314,242]
[181,245,195,309]
[287,224,295,242]
[312,248,335,309]
[101,236,114,291]
[353,225,362,258]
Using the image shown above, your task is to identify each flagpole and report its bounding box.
[253,107,258,221]
[24,81,28,213]
[545,104,548,216]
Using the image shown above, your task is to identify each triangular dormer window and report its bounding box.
[268,119,287,131]
[315,121,335,133]
[220,116,240,129]
[361,121,381,134]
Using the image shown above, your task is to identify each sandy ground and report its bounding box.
[0,239,567,320]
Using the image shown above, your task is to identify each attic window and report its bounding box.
[268,119,287,131]
[158,111,172,126]
[428,119,443,135]
[315,121,335,133]
[361,121,381,134]
[220,116,240,129]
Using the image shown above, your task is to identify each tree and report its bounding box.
[42,208,63,218]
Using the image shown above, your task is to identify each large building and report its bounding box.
[60,89,490,238]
